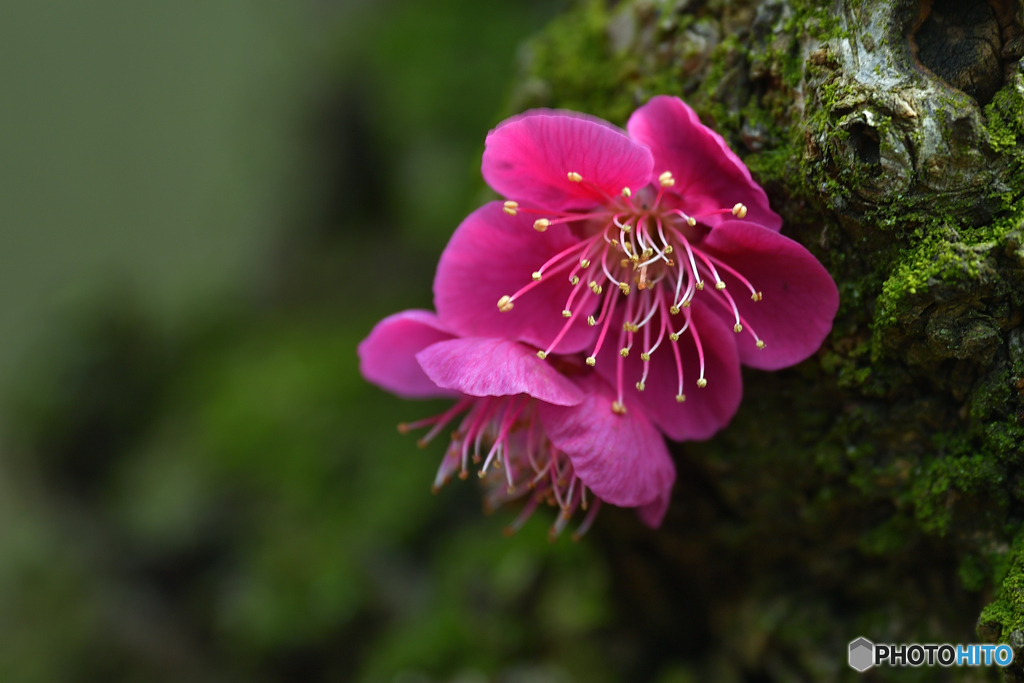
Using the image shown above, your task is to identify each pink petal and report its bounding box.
[358,310,459,399]
[627,96,782,231]
[700,220,839,369]
[539,374,675,509]
[416,337,584,406]
[482,110,654,211]
[636,490,671,528]
[597,305,743,442]
[434,201,599,354]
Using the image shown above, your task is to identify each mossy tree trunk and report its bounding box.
[513,0,1024,679]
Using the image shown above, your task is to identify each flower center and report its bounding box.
[398,396,601,540]
[500,172,766,415]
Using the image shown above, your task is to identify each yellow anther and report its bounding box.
[669,333,680,341]
[752,291,763,301]
[664,245,674,254]
[697,378,708,388]
[532,271,542,281]
[537,350,547,359]
[580,259,591,268]
[497,295,514,312]
[643,248,654,259]
[682,300,691,308]
[658,171,675,187]
[715,281,726,290]
[636,381,645,391]
[611,401,627,415]
[397,423,410,434]
[619,348,629,357]
[611,238,619,246]
[589,281,603,294]
[619,283,631,295]
[629,323,639,332]
[756,340,766,349]
[586,356,596,366]
[675,394,686,403]
[534,219,550,232]
[732,203,748,219]
[734,323,743,333]
[570,275,580,285]
[567,171,583,182]
[562,310,572,318]
[478,470,486,479]
[503,200,519,215]
[640,352,650,361]
[696,281,705,290]
[670,305,680,315]
[587,315,596,326]
[621,187,632,197]
[621,259,631,269]
[622,223,632,233]
[666,259,676,267]
[687,217,697,226]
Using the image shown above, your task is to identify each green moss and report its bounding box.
[514,0,633,124]
[984,79,1024,153]
[979,531,1024,639]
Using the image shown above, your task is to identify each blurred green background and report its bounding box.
[0,1,681,681]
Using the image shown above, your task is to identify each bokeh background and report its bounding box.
[0,2,691,682]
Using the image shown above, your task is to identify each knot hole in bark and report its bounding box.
[847,122,882,176]
[910,0,1023,105]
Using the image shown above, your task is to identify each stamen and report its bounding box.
[480,398,525,474]
[732,203,747,218]
[541,287,594,357]
[686,309,707,387]
[702,252,762,301]
[658,171,675,187]
[534,219,549,232]
[669,227,705,293]
[693,250,726,290]
[503,495,541,536]
[587,288,621,365]
[567,171,582,182]
[401,398,474,447]
[669,209,697,226]
[503,200,519,216]
[669,314,685,400]
[621,187,631,197]
[572,498,602,541]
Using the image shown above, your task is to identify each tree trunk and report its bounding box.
[512,0,1024,678]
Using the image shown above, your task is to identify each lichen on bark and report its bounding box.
[509,0,1024,679]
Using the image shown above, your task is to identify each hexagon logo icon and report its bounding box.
[849,637,874,672]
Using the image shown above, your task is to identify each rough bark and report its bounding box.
[511,0,1024,679]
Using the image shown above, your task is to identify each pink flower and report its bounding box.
[357,310,675,536]
[434,95,839,443]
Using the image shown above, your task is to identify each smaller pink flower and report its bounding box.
[435,96,839,441]
[358,310,675,536]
